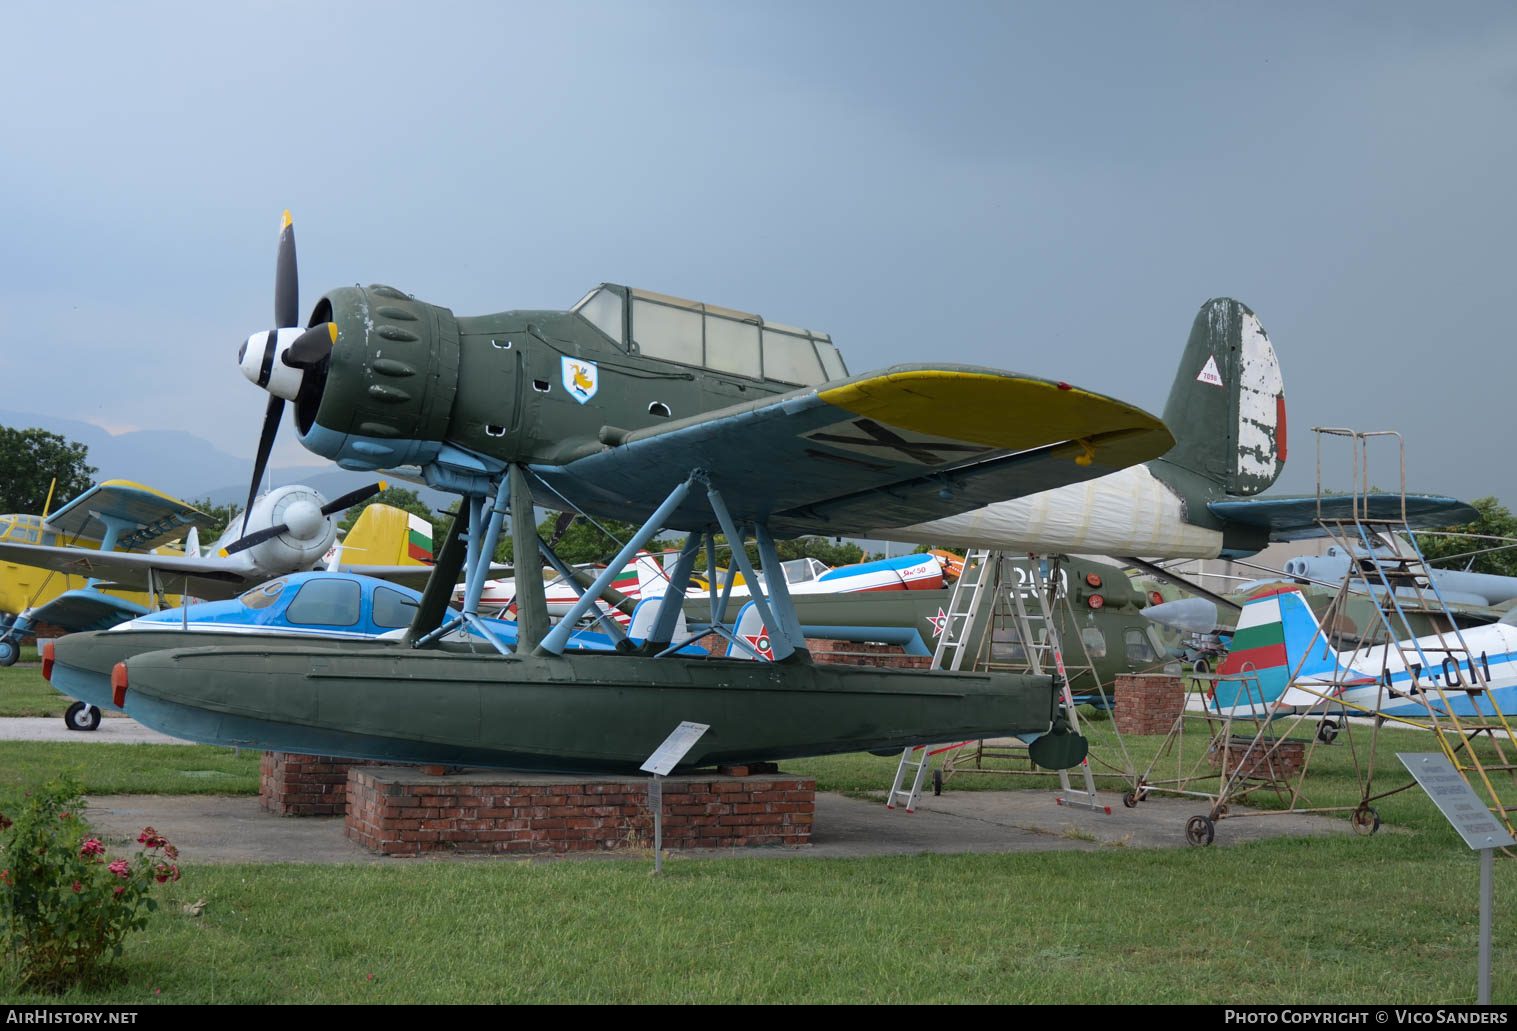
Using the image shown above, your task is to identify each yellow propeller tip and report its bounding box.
[281,209,293,230]
[217,548,229,558]
[379,481,388,491]
[327,322,337,343]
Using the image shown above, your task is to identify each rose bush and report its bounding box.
[0,778,180,992]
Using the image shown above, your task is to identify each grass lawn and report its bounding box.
[3,704,1516,1002]
[0,648,65,718]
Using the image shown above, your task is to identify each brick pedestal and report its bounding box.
[345,768,816,856]
[259,752,382,816]
[1113,674,1185,735]
[1212,736,1306,781]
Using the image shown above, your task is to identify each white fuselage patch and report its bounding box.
[877,464,1225,559]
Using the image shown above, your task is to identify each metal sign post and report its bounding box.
[1399,752,1515,1004]
[640,721,710,875]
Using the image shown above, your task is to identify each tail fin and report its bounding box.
[1216,587,1336,711]
[342,504,433,566]
[1160,298,1285,496]
[184,527,200,559]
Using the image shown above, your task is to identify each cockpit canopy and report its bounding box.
[571,284,848,387]
[0,514,43,544]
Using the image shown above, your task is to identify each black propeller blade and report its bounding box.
[241,394,285,536]
[222,482,387,557]
[283,323,336,369]
[274,210,298,329]
[320,481,387,517]
[239,210,302,536]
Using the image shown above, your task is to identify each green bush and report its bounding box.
[0,778,179,992]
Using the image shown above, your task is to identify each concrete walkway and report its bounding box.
[0,715,190,744]
[79,788,1356,866]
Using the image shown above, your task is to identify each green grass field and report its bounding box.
[2,699,1515,1002]
[0,648,65,717]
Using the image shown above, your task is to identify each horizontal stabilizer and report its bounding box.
[25,589,151,634]
[1207,494,1478,541]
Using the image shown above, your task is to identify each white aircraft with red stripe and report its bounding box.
[1211,586,1517,720]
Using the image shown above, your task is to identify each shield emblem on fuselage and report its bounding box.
[562,356,599,404]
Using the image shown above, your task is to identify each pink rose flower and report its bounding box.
[71,881,81,893]
[80,838,104,857]
[108,859,129,878]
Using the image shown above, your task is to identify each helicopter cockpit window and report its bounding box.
[1124,628,1156,664]
[572,288,625,347]
[286,578,361,627]
[1081,626,1107,659]
[239,580,287,610]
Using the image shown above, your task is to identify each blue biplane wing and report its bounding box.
[1208,494,1479,542]
[44,480,215,550]
[530,364,1174,536]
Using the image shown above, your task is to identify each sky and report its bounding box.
[2,1,1514,505]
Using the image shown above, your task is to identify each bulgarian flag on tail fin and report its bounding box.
[407,513,434,564]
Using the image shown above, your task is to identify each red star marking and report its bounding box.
[927,608,949,638]
[741,633,774,660]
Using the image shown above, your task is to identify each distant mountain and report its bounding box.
[0,410,454,513]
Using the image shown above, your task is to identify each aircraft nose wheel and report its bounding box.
[0,640,17,667]
[931,769,943,796]
[64,702,102,732]
[1317,720,1339,744]
[1123,788,1147,808]
[1185,815,1215,846]
[1351,805,1380,836]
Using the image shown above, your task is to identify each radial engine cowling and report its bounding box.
[293,285,462,472]
[240,486,340,572]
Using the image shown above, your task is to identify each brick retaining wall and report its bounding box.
[345,768,816,856]
[259,752,383,816]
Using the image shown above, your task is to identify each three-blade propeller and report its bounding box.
[238,211,338,535]
[221,482,387,557]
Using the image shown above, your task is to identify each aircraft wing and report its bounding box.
[23,589,151,634]
[531,365,1173,537]
[44,480,217,550]
[0,542,250,599]
[1207,494,1480,541]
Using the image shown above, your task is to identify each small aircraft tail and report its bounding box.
[184,527,200,559]
[342,504,434,566]
[1215,587,1337,712]
[1158,298,1286,497]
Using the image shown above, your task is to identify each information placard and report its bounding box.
[641,721,711,776]
[1397,752,1515,850]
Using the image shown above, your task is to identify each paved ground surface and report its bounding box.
[80,787,1356,866]
[1,715,1360,864]
[0,715,190,744]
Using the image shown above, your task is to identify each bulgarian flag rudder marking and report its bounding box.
[407,512,434,564]
[1219,594,1288,677]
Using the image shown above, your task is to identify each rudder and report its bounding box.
[1160,298,1286,496]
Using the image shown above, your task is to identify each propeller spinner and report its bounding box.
[235,211,338,534]
[221,481,387,557]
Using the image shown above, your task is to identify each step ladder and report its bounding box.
[1009,557,1109,813]
[886,549,994,810]
[887,552,1110,813]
